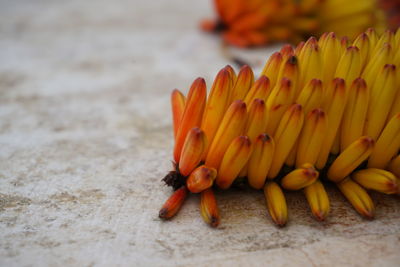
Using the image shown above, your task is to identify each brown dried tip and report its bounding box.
[162,165,186,190]
[259,133,271,142]
[159,186,188,220]
[288,55,297,65]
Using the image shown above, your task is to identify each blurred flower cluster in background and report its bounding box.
[201,0,398,47]
[380,0,400,30]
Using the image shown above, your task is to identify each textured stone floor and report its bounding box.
[0,0,399,266]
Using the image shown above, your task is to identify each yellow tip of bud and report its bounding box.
[217,135,252,189]
[179,127,207,176]
[327,136,375,183]
[294,41,305,56]
[244,75,271,105]
[268,103,304,178]
[337,178,375,219]
[304,181,330,221]
[281,164,319,190]
[205,99,248,170]
[173,78,206,163]
[264,182,288,227]
[261,52,283,87]
[171,89,186,139]
[224,64,236,82]
[353,168,399,194]
[245,98,267,141]
[248,133,275,189]
[230,65,254,102]
[388,155,400,178]
[201,67,235,148]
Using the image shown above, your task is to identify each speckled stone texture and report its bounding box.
[0,0,399,266]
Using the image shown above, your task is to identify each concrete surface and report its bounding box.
[0,0,399,266]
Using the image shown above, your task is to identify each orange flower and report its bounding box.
[201,0,387,47]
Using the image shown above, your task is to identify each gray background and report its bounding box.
[1,0,399,266]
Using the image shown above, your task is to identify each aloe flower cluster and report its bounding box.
[159,28,400,227]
